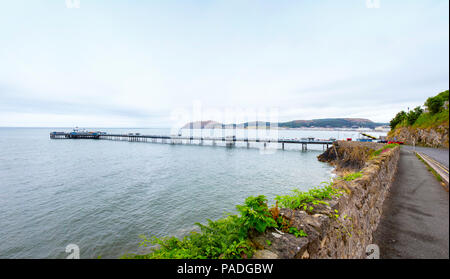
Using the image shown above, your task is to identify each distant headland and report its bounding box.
[182,118,389,129]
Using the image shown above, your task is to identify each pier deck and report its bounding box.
[50,132,335,150]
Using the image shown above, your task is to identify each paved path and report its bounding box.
[402,145,449,168]
[373,148,449,259]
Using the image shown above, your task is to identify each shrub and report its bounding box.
[125,184,346,259]
[123,195,277,259]
[275,182,342,211]
[236,195,278,234]
[425,90,449,114]
[390,111,407,129]
[406,106,423,125]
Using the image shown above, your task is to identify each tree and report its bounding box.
[406,106,423,125]
[425,96,443,114]
[425,90,449,114]
[390,111,406,129]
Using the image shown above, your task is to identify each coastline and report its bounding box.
[181,126,391,133]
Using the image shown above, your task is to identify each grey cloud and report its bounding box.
[0,85,166,120]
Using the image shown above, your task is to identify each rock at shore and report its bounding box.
[317,141,383,172]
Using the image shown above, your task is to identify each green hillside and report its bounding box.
[390,90,449,130]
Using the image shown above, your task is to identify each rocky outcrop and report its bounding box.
[252,142,400,259]
[317,141,383,173]
[388,125,449,148]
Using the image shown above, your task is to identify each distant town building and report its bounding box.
[375,126,391,131]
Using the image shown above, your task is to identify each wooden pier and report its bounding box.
[50,132,335,151]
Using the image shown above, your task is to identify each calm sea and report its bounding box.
[0,127,386,258]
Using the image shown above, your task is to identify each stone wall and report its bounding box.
[252,142,400,259]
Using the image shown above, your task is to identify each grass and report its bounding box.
[339,171,363,181]
[371,143,399,158]
[413,109,449,129]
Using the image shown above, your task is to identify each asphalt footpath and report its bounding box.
[402,145,449,168]
[372,148,449,259]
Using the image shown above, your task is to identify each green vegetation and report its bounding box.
[122,195,276,259]
[389,106,424,129]
[390,111,407,130]
[339,171,363,181]
[288,227,308,237]
[390,90,449,130]
[123,183,345,259]
[406,106,424,125]
[425,90,449,114]
[371,143,399,158]
[330,209,353,239]
[278,118,386,129]
[275,182,342,211]
[412,109,449,129]
[236,195,277,234]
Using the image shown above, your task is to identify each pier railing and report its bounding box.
[50,132,335,150]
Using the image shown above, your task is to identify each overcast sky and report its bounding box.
[0,0,448,127]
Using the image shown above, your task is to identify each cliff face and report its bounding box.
[388,125,449,148]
